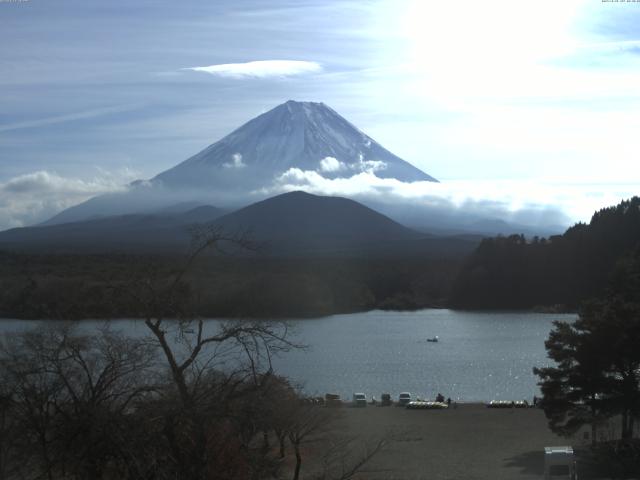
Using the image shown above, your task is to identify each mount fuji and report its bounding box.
[45,100,437,225]
[156,100,436,186]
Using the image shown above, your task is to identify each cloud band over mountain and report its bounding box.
[0,169,138,230]
[264,167,640,231]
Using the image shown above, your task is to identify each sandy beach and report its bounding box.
[322,403,589,480]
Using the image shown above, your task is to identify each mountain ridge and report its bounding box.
[43,100,437,225]
[156,100,436,186]
[0,190,483,258]
[214,190,423,255]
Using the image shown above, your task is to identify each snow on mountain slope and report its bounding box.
[43,100,436,225]
[154,100,436,189]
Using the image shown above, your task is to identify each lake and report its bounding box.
[0,309,575,402]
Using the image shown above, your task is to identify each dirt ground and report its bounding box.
[325,403,590,480]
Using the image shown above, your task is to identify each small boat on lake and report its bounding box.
[426,336,439,343]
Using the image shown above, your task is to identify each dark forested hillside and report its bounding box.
[0,252,463,319]
[450,197,640,309]
[0,191,481,258]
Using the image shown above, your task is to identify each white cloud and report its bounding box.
[184,60,322,79]
[265,168,640,227]
[223,153,246,169]
[319,156,346,173]
[317,155,385,175]
[354,154,386,174]
[0,168,139,230]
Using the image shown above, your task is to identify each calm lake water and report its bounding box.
[0,309,576,402]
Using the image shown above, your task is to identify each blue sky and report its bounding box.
[1,0,640,229]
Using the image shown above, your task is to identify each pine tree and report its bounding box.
[534,249,640,443]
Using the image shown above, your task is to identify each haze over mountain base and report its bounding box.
[13,100,571,239]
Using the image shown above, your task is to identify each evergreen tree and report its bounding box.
[533,311,610,444]
[452,196,640,309]
[534,249,640,442]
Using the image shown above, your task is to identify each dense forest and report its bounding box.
[0,253,462,320]
[451,197,640,310]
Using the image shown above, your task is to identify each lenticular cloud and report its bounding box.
[184,60,322,79]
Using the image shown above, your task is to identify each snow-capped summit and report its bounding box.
[154,100,436,188]
[44,101,436,225]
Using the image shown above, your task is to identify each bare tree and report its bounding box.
[0,226,390,480]
[115,225,300,479]
[285,400,338,480]
[0,323,157,480]
[278,397,394,480]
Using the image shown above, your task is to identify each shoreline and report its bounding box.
[0,306,578,322]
